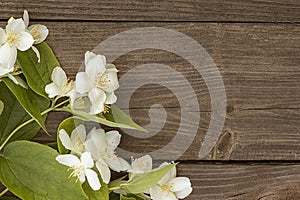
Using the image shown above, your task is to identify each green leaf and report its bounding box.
[105,105,147,132]
[82,179,109,200]
[109,175,128,189]
[0,83,49,146]
[121,163,177,194]
[17,42,60,98]
[57,117,84,154]
[0,100,3,116]
[64,107,146,132]
[120,194,148,200]
[120,195,135,200]
[0,141,88,200]
[3,78,48,133]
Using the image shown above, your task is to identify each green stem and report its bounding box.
[0,188,9,197]
[0,99,70,151]
[108,186,121,191]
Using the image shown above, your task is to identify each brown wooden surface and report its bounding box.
[0,0,300,22]
[27,22,300,161]
[1,1,300,199]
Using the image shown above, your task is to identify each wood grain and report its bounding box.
[178,162,300,199]
[0,0,299,22]
[0,1,300,198]
[26,22,300,161]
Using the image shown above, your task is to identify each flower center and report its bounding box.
[96,72,110,89]
[69,165,85,182]
[61,79,73,94]
[160,183,173,193]
[30,26,42,42]
[6,32,20,47]
[73,138,85,153]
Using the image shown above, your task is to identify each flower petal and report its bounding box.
[81,152,94,168]
[175,186,193,199]
[70,124,87,146]
[78,171,86,183]
[23,10,29,28]
[85,51,106,80]
[169,177,191,192]
[105,130,121,150]
[105,92,117,104]
[28,24,49,44]
[45,83,61,98]
[75,72,93,93]
[106,156,130,172]
[85,139,100,160]
[150,185,177,200]
[0,28,6,45]
[85,169,101,191]
[0,43,17,76]
[88,128,106,151]
[88,88,106,115]
[31,46,41,62]
[96,161,111,184]
[157,162,176,185]
[131,155,152,173]
[16,31,34,51]
[59,129,72,150]
[56,154,80,167]
[6,18,25,33]
[51,67,67,87]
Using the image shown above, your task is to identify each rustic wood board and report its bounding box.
[0,0,299,22]
[1,1,300,199]
[25,22,300,161]
[179,162,300,199]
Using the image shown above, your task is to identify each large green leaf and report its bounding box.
[0,83,49,146]
[17,42,60,98]
[3,78,48,133]
[121,163,177,194]
[64,107,147,132]
[82,180,109,200]
[105,105,147,132]
[0,141,88,200]
[57,117,84,154]
[0,100,3,116]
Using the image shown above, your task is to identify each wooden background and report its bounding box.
[1,0,300,199]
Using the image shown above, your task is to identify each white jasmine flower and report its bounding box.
[0,18,34,71]
[75,51,119,115]
[23,10,49,62]
[149,163,193,200]
[85,128,129,184]
[59,124,86,155]
[56,152,101,191]
[45,67,74,98]
[23,10,49,44]
[129,155,152,174]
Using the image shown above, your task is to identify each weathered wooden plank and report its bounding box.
[28,22,300,160]
[2,162,300,199]
[178,162,300,199]
[0,0,299,22]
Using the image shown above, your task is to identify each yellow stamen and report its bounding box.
[6,32,20,48]
[30,26,42,42]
